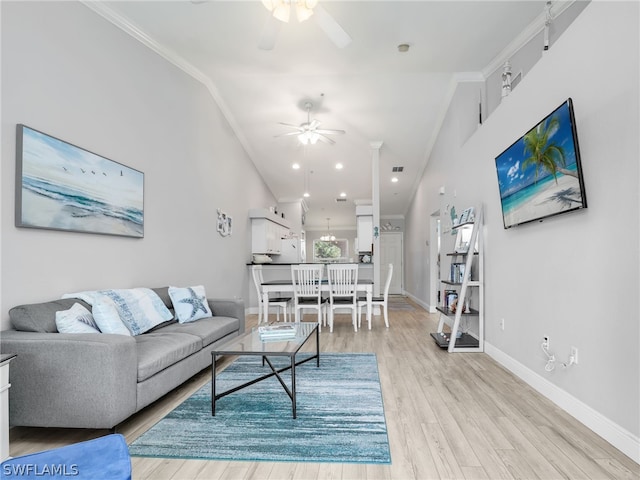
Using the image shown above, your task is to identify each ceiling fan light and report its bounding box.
[295,4,314,22]
[309,132,320,144]
[261,0,277,11]
[272,3,291,23]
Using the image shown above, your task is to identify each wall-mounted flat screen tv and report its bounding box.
[494,98,587,229]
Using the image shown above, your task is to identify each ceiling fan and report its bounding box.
[258,0,352,51]
[276,102,345,145]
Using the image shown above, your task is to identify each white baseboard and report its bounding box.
[404,291,435,312]
[484,341,640,464]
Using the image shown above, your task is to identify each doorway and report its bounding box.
[380,232,403,294]
[428,211,441,312]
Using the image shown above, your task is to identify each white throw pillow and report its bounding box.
[168,285,213,323]
[55,303,101,334]
[91,296,132,336]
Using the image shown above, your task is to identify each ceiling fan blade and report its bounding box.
[317,134,336,145]
[278,122,303,129]
[315,128,345,135]
[274,131,302,138]
[308,119,321,130]
[313,5,352,49]
[258,15,282,51]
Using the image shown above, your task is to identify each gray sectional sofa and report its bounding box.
[0,287,245,429]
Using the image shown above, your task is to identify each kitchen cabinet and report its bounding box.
[356,206,373,253]
[249,209,291,255]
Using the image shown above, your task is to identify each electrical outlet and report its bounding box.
[500,318,505,330]
[570,346,579,365]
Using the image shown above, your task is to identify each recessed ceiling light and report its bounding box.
[303,192,310,198]
[340,192,347,197]
[292,163,300,170]
[391,177,399,183]
[335,163,343,170]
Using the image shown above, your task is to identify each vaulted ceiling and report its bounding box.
[92,0,562,228]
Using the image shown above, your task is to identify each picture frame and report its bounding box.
[458,207,474,225]
[454,227,472,253]
[15,124,144,238]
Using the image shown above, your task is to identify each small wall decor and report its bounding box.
[15,124,144,238]
[216,209,232,237]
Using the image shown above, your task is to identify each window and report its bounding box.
[313,239,350,263]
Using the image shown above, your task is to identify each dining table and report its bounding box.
[260,279,374,329]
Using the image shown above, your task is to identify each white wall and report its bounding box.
[1,1,277,330]
[405,2,639,459]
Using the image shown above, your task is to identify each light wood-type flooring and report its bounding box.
[8,298,639,479]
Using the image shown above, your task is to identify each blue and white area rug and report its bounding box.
[129,353,391,464]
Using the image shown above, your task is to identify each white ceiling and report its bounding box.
[95,0,552,228]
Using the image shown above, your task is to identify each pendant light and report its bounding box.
[320,218,336,241]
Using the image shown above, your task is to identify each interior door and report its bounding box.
[380,232,403,295]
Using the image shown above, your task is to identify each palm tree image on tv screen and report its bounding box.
[494,98,587,229]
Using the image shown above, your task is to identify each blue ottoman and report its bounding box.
[1,434,131,479]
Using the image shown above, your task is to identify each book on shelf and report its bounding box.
[450,263,470,283]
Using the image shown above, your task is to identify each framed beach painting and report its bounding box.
[15,124,144,238]
[494,98,587,229]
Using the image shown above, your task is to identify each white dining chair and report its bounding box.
[358,263,393,329]
[291,264,327,330]
[252,265,291,324]
[327,264,359,333]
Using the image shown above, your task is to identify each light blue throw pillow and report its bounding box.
[91,296,132,336]
[55,303,101,334]
[168,285,212,323]
[100,288,173,335]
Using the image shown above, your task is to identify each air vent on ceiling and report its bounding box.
[392,166,404,172]
[335,198,347,202]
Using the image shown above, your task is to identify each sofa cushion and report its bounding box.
[168,286,213,323]
[10,299,92,333]
[135,332,202,382]
[55,303,101,334]
[156,316,239,348]
[151,287,172,308]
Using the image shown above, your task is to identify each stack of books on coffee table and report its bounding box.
[258,324,297,341]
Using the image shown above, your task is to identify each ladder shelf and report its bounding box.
[431,206,484,353]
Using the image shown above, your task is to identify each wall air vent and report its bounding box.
[392,166,404,172]
[335,198,347,202]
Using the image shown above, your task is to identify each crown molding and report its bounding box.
[80,1,269,194]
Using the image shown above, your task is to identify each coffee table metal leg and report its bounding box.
[316,326,320,367]
[291,356,296,419]
[211,354,217,416]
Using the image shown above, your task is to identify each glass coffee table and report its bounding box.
[211,322,319,419]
